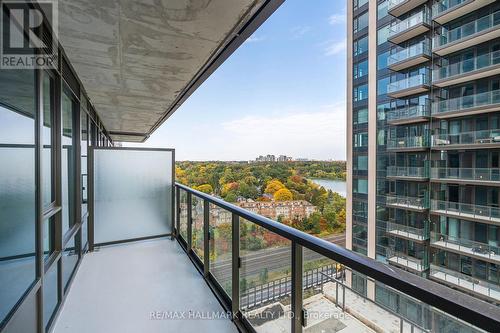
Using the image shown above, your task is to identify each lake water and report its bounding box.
[310,179,346,197]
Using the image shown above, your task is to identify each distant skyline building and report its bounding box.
[347,0,500,324]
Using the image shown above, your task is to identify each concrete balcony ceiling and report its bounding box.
[55,0,274,142]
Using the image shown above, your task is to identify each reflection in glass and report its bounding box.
[62,89,75,235]
[43,262,58,328]
[43,73,53,207]
[240,218,291,332]
[62,233,80,291]
[192,196,204,260]
[209,203,233,297]
[0,67,36,323]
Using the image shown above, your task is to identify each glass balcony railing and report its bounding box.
[386,195,429,210]
[432,89,500,115]
[431,199,500,223]
[387,135,430,149]
[389,10,430,38]
[387,221,430,241]
[387,41,431,68]
[434,11,500,48]
[386,166,428,178]
[388,0,408,11]
[432,0,468,17]
[431,232,500,263]
[434,50,500,81]
[387,249,429,272]
[386,104,430,123]
[431,167,500,182]
[432,129,500,147]
[387,72,430,95]
[430,265,500,302]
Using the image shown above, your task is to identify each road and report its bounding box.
[210,233,345,282]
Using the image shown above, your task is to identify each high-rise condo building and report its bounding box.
[347,0,500,313]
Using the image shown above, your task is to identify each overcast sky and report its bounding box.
[129,0,347,161]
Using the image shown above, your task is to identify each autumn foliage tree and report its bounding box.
[194,184,213,194]
[264,179,285,194]
[273,188,293,201]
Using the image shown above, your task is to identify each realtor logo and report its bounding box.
[1,0,58,69]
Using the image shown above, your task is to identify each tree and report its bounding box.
[273,188,293,201]
[224,191,238,202]
[264,179,285,194]
[194,184,213,194]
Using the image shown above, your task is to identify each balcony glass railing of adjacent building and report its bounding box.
[434,11,500,48]
[431,167,500,182]
[386,195,429,210]
[389,10,430,38]
[431,199,500,223]
[387,221,430,241]
[431,232,500,263]
[387,166,429,179]
[387,249,429,272]
[386,104,430,123]
[430,265,500,302]
[387,135,430,150]
[432,89,500,115]
[433,50,500,81]
[432,129,500,147]
[432,0,468,17]
[387,72,430,96]
[387,41,431,68]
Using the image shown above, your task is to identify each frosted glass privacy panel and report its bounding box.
[94,149,173,243]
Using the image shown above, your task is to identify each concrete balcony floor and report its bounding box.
[53,239,236,333]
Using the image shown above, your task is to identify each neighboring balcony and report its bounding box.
[387,135,430,152]
[387,73,431,98]
[386,195,429,212]
[388,0,428,18]
[432,90,500,119]
[387,221,430,242]
[430,265,500,303]
[430,199,500,224]
[432,0,495,25]
[386,166,429,181]
[433,50,500,87]
[387,41,431,72]
[388,10,431,45]
[431,232,500,265]
[386,104,430,125]
[433,11,500,56]
[387,250,429,273]
[432,129,500,150]
[430,167,500,186]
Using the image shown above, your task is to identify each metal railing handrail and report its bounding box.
[387,221,429,239]
[386,104,430,122]
[175,182,500,332]
[389,9,430,36]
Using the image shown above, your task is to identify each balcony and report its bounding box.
[386,195,429,212]
[432,0,495,25]
[386,104,430,125]
[386,222,430,242]
[386,166,429,180]
[433,11,500,56]
[430,199,500,224]
[430,167,500,186]
[387,135,430,152]
[432,129,500,150]
[431,232,500,265]
[433,50,500,87]
[387,73,431,98]
[387,250,429,273]
[387,41,431,72]
[430,265,500,303]
[388,10,431,45]
[388,0,428,18]
[432,90,500,119]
